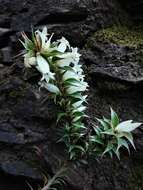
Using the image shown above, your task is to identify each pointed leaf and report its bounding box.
[57,113,66,123]
[96,118,110,130]
[69,145,85,153]
[117,138,130,154]
[102,142,113,156]
[110,107,119,127]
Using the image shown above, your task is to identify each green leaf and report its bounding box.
[89,136,103,145]
[69,151,76,160]
[96,118,110,130]
[27,40,34,51]
[118,132,136,149]
[117,138,130,154]
[62,66,74,71]
[72,123,86,130]
[31,26,35,43]
[57,112,66,123]
[110,107,119,128]
[101,129,115,136]
[68,92,82,99]
[103,117,111,125]
[72,116,82,122]
[73,111,85,117]
[64,78,79,84]
[19,39,27,50]
[92,125,102,136]
[109,151,113,159]
[102,142,113,156]
[113,147,120,160]
[43,50,62,58]
[72,112,87,122]
[69,145,85,153]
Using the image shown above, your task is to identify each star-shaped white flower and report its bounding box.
[57,37,70,53]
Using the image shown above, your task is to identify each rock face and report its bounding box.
[120,0,143,22]
[0,0,143,190]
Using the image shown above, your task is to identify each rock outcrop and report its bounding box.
[0,0,143,190]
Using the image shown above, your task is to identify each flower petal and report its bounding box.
[43,83,60,94]
[67,85,87,94]
[56,58,73,67]
[36,55,50,74]
[24,54,36,68]
[63,70,79,81]
[116,120,142,132]
[57,37,70,52]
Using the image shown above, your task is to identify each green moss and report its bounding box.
[87,25,143,48]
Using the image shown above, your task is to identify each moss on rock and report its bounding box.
[87,25,143,48]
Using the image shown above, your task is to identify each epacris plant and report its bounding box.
[20,27,88,159]
[20,27,141,160]
[92,108,141,159]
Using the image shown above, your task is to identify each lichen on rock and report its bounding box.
[86,25,143,48]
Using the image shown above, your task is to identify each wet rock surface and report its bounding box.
[0,0,143,190]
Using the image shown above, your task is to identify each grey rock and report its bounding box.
[0,0,143,190]
[0,28,10,35]
[0,131,24,144]
[0,47,12,65]
[0,161,42,180]
[120,0,143,22]
[0,28,12,48]
[83,35,143,90]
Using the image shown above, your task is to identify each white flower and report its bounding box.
[35,27,55,53]
[39,81,60,94]
[45,83,60,94]
[56,57,73,68]
[40,72,55,83]
[24,53,36,68]
[36,54,55,82]
[73,64,82,73]
[71,47,81,64]
[63,70,79,81]
[36,54,50,74]
[42,33,54,53]
[21,28,90,154]
[67,80,88,94]
[67,82,88,94]
[56,47,81,66]
[56,47,85,81]
[35,27,48,48]
[57,37,70,53]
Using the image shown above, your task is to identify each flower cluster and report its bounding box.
[21,27,88,159]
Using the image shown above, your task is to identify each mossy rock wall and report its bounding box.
[0,0,143,190]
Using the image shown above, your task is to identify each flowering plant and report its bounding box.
[20,27,141,160]
[20,27,88,159]
[89,108,142,159]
